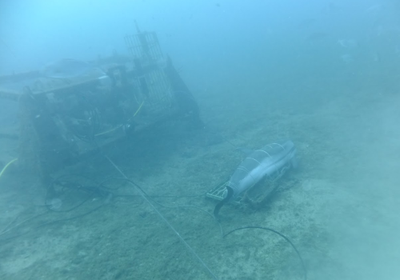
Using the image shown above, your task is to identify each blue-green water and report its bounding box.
[1,1,400,279]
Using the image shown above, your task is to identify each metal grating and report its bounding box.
[206,181,242,204]
[124,32,163,62]
[124,31,176,118]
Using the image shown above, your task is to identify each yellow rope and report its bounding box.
[0,158,18,179]
[94,125,122,137]
[133,100,145,117]
[94,100,145,137]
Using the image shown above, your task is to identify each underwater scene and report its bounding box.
[0,1,399,279]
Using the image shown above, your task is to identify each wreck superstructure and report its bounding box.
[0,30,201,182]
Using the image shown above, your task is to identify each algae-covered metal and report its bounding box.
[211,141,297,216]
[230,140,297,200]
[0,31,201,182]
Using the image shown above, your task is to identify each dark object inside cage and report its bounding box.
[0,30,201,182]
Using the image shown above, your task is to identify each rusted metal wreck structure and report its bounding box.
[0,30,201,182]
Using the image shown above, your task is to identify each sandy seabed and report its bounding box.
[0,66,399,280]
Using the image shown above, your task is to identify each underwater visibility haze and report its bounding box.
[0,0,400,279]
